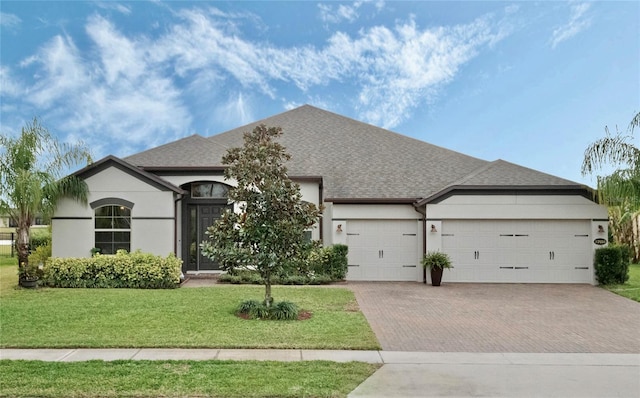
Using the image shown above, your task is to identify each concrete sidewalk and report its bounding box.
[2,349,639,397]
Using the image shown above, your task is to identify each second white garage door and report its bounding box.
[346,220,421,281]
[441,220,593,283]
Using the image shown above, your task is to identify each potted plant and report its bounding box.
[421,251,452,286]
[18,261,40,288]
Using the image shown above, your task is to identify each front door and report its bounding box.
[186,204,229,271]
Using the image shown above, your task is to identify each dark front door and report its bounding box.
[186,204,228,271]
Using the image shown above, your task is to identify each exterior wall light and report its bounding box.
[598,225,605,233]
[431,224,437,233]
[336,224,343,232]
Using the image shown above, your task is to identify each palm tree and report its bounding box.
[0,118,92,283]
[582,111,640,261]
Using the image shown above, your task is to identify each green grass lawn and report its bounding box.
[604,263,640,302]
[0,265,380,349]
[0,255,17,267]
[0,360,379,398]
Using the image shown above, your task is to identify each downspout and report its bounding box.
[414,203,427,283]
[174,193,185,256]
[318,178,324,244]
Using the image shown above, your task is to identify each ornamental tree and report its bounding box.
[582,111,640,261]
[200,124,321,306]
[0,118,92,282]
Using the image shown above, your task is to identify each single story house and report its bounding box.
[52,105,608,284]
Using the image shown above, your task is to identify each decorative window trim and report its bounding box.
[90,197,134,210]
[94,202,132,255]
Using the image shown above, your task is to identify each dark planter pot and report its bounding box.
[19,277,39,289]
[430,267,443,286]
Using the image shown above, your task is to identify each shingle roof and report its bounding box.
[124,105,585,201]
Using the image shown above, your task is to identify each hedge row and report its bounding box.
[219,244,349,285]
[43,250,182,289]
[220,271,333,285]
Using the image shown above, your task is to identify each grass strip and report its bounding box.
[0,359,379,397]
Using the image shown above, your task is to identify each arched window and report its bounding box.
[191,182,229,199]
[92,199,132,254]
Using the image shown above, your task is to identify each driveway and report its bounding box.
[347,282,640,353]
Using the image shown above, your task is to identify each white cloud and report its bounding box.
[550,2,592,49]
[6,5,510,156]
[318,2,362,24]
[214,92,254,127]
[0,12,22,30]
[95,2,132,15]
[16,17,191,158]
[150,9,507,128]
[0,66,23,97]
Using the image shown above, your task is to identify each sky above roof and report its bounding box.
[1,1,638,187]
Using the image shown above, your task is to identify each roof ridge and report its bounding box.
[448,159,498,187]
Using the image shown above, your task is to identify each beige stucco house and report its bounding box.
[53,105,608,283]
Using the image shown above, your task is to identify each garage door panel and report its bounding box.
[442,220,592,284]
[347,220,420,281]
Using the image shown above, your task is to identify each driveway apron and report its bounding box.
[347,282,640,353]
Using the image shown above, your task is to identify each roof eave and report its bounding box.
[415,185,597,206]
[326,197,419,204]
[73,155,186,194]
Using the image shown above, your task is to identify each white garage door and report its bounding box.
[441,220,593,283]
[346,220,421,281]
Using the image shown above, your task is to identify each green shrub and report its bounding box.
[595,246,629,285]
[249,304,271,319]
[237,299,300,320]
[237,299,261,314]
[29,229,51,249]
[218,243,348,286]
[219,270,263,284]
[43,250,182,289]
[309,244,348,280]
[272,301,299,320]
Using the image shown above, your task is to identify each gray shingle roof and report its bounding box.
[125,105,584,201]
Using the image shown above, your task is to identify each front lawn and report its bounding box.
[604,263,640,302]
[0,360,379,397]
[0,266,379,349]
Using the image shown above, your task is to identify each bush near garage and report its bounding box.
[218,244,348,285]
[595,245,630,285]
[43,250,182,288]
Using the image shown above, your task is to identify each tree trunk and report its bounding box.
[16,220,31,278]
[264,271,274,308]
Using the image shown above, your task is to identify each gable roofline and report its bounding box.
[415,185,597,206]
[73,155,186,194]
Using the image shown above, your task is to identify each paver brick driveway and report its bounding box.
[347,282,640,353]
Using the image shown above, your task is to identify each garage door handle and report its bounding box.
[515,267,529,269]
[347,233,359,236]
[500,266,514,269]
[348,264,360,267]
[402,265,416,268]
[574,267,589,270]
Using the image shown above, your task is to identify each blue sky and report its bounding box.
[1,1,638,187]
